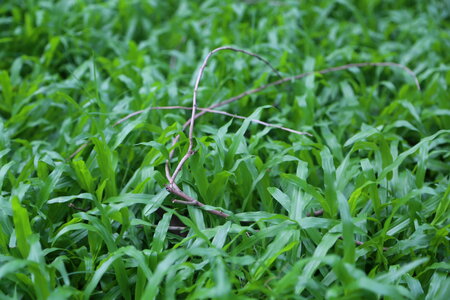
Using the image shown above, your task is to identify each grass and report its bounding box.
[1,0,449,299]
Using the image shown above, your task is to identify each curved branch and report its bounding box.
[184,61,421,131]
[169,46,283,184]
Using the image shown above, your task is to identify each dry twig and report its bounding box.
[114,106,311,136]
[168,46,283,185]
[69,47,421,221]
[165,46,284,217]
[185,61,421,128]
[68,203,89,212]
[164,58,420,218]
[306,209,324,217]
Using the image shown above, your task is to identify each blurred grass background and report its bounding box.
[0,1,449,299]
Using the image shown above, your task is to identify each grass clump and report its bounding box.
[0,1,449,299]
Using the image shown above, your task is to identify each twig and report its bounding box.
[111,58,420,219]
[164,61,420,182]
[113,109,146,126]
[169,46,282,184]
[68,52,421,221]
[338,236,389,251]
[306,209,324,217]
[166,183,229,218]
[185,61,421,129]
[164,46,284,217]
[68,143,89,160]
[68,203,89,212]
[115,106,311,136]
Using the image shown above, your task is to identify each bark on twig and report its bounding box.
[338,236,389,251]
[68,203,89,212]
[166,182,229,218]
[164,46,284,217]
[68,143,88,160]
[185,61,421,129]
[68,47,421,222]
[114,106,311,136]
[168,46,282,185]
[306,209,324,217]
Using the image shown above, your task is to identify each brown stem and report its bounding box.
[68,143,89,160]
[68,203,89,212]
[184,61,420,130]
[166,183,229,218]
[166,61,420,185]
[116,106,311,136]
[68,53,420,222]
[169,46,282,184]
[338,236,389,251]
[306,209,324,217]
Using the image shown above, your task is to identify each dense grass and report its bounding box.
[1,0,449,299]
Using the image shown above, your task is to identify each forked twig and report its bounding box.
[163,58,421,219]
[69,48,421,220]
[165,46,284,218]
[114,106,311,135]
[117,55,419,218]
[168,46,283,185]
[167,182,229,218]
[186,61,421,128]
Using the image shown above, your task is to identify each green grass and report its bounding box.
[1,0,449,299]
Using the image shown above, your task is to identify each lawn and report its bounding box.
[0,0,449,299]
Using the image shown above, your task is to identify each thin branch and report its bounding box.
[115,106,311,136]
[73,61,418,162]
[169,46,283,184]
[166,183,229,218]
[169,149,196,185]
[184,61,421,129]
[306,209,324,217]
[164,61,420,187]
[68,143,89,160]
[114,109,146,126]
[68,203,89,212]
[68,55,420,221]
[106,60,420,221]
[338,236,389,251]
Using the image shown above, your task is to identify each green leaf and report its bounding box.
[151,211,172,253]
[48,193,94,204]
[72,159,96,194]
[268,187,291,213]
[92,137,117,198]
[295,233,340,294]
[0,71,13,111]
[11,196,33,258]
[281,174,330,216]
[321,147,338,217]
